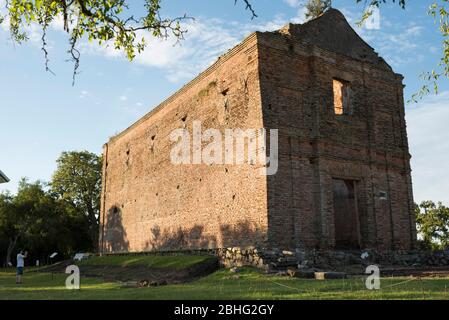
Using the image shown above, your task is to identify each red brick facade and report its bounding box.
[99,9,416,254]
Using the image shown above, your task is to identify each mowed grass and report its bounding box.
[1,267,449,300]
[77,254,216,269]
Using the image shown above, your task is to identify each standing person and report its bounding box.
[16,250,28,284]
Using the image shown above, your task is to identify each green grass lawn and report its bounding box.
[1,267,449,300]
[77,254,216,269]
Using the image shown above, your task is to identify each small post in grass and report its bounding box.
[49,252,58,280]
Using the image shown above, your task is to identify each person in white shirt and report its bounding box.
[16,250,28,284]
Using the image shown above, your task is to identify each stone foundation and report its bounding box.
[215,247,449,271]
[100,247,449,274]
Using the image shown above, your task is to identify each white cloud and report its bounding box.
[0,9,50,46]
[77,18,241,83]
[292,6,308,24]
[339,7,426,68]
[75,5,412,82]
[79,15,288,83]
[429,46,439,54]
[247,13,290,31]
[49,14,66,32]
[283,0,302,8]
[0,5,305,83]
[406,91,449,206]
[407,24,423,36]
[119,95,128,101]
[79,90,88,99]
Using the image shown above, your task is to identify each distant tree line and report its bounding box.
[416,201,449,250]
[0,151,102,267]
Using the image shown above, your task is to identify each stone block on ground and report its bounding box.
[286,268,297,277]
[314,271,346,280]
[287,267,315,279]
[230,267,240,273]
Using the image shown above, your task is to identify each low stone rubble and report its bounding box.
[214,247,449,272]
[138,279,168,287]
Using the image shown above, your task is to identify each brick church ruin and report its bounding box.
[99,9,416,256]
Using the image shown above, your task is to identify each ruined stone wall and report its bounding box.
[100,18,417,254]
[256,30,416,251]
[100,33,269,253]
[217,247,449,271]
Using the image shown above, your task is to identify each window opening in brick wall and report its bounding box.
[333,79,350,115]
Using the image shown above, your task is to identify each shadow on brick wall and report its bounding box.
[103,205,129,252]
[144,220,266,251]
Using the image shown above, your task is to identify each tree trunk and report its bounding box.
[87,208,99,251]
[90,223,99,251]
[6,235,19,267]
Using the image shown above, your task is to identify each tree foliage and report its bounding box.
[51,150,102,249]
[0,179,92,266]
[415,201,449,249]
[356,0,448,102]
[0,150,103,266]
[305,0,332,21]
[0,0,256,84]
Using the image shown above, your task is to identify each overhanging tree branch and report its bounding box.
[236,0,257,19]
[0,0,259,84]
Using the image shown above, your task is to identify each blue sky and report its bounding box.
[0,0,448,205]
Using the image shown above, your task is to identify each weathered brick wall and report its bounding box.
[100,34,269,253]
[100,9,416,254]
[256,16,416,251]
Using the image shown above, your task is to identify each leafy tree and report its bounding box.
[1,180,55,264]
[51,151,102,249]
[305,0,332,20]
[0,191,18,266]
[1,179,54,265]
[415,201,449,249]
[0,179,92,266]
[0,151,102,266]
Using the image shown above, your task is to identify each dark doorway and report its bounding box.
[332,179,360,249]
